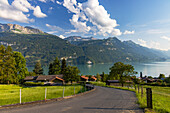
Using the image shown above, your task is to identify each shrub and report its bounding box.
[23,82,44,86]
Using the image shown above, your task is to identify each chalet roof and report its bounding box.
[81,76,89,80]
[36,75,64,81]
[91,76,97,80]
[24,76,38,81]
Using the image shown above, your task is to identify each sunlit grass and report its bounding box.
[0,84,84,106]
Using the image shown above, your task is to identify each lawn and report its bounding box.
[90,82,170,113]
[0,84,84,106]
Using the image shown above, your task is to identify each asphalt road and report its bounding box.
[0,86,144,113]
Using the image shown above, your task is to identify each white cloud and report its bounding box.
[0,0,47,23]
[0,0,33,23]
[46,24,63,31]
[12,0,34,12]
[56,1,62,5]
[62,0,122,36]
[33,6,47,18]
[69,14,91,33]
[38,0,55,3]
[161,36,170,41]
[123,30,135,35]
[59,35,66,39]
[138,39,161,50]
[138,39,147,47]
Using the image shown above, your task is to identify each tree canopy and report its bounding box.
[48,57,61,75]
[33,61,43,75]
[0,45,29,84]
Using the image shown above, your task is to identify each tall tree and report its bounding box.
[13,51,29,83]
[101,72,108,82]
[33,61,43,75]
[63,66,80,84]
[48,57,61,75]
[96,73,101,82]
[0,46,16,84]
[61,58,67,74]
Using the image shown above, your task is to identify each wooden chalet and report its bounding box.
[81,76,89,82]
[24,75,65,85]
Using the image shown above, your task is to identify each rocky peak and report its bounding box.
[0,23,44,34]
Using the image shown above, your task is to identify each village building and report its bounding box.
[81,76,89,82]
[24,75,65,85]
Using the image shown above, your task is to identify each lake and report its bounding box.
[27,60,170,77]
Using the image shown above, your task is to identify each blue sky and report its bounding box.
[1,0,170,50]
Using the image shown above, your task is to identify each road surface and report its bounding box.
[0,86,144,113]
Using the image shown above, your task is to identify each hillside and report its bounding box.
[0,32,167,66]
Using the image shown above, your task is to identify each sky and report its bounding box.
[1,0,170,51]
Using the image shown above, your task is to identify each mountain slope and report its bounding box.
[0,29,167,66]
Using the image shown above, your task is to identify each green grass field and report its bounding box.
[0,84,84,106]
[90,82,170,113]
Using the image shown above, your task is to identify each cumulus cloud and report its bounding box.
[0,0,47,23]
[62,0,122,36]
[123,30,135,35]
[161,36,170,41]
[0,0,33,23]
[59,35,66,39]
[33,6,47,18]
[56,1,62,5]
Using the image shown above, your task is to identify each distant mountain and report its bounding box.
[65,36,98,44]
[0,24,167,66]
[0,23,44,34]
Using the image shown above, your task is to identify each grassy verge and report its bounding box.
[90,82,170,113]
[0,84,85,106]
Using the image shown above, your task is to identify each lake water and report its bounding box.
[27,60,170,77]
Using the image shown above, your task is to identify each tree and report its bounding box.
[158,74,165,79]
[13,51,29,83]
[48,57,61,75]
[63,66,80,84]
[61,58,67,74]
[0,46,16,84]
[101,72,108,82]
[96,73,101,82]
[33,61,43,75]
[109,62,136,87]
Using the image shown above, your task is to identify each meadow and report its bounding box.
[90,82,170,113]
[0,84,84,106]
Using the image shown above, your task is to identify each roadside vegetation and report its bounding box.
[0,84,84,106]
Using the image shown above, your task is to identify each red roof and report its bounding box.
[81,76,89,80]
[91,76,97,80]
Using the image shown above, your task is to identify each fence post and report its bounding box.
[138,85,140,93]
[20,89,21,104]
[141,85,143,98]
[45,88,47,101]
[74,86,75,95]
[134,85,136,90]
[85,85,86,92]
[81,86,82,93]
[63,87,65,98]
[146,88,153,109]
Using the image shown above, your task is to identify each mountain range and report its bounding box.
[0,23,168,66]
